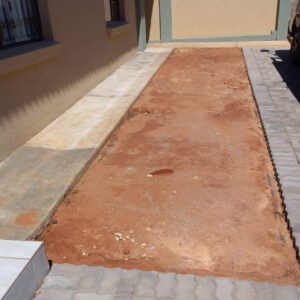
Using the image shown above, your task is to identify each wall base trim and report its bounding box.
[149,33,279,44]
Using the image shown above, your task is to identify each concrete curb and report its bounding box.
[0,48,172,241]
[149,40,290,49]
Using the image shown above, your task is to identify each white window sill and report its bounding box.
[0,41,60,77]
[106,22,130,38]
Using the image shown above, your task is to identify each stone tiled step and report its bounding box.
[35,264,300,300]
[0,240,49,300]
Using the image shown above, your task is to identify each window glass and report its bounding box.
[105,0,123,24]
[110,0,120,22]
[0,0,41,49]
[104,0,111,22]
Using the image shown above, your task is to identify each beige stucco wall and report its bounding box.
[145,0,160,41]
[0,0,137,161]
[172,0,278,38]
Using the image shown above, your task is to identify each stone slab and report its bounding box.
[0,240,49,300]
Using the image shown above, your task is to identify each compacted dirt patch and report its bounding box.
[39,48,300,285]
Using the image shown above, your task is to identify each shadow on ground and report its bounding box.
[269,49,300,101]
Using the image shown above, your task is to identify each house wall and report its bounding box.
[0,0,138,161]
[172,0,278,38]
[145,0,287,42]
[145,0,161,41]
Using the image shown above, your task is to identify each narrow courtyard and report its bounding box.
[38,48,300,286]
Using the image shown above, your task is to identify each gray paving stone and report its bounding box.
[73,292,113,300]
[98,268,122,292]
[34,288,74,300]
[215,278,233,300]
[42,274,81,290]
[38,264,300,300]
[273,285,299,300]
[233,280,257,300]
[282,191,300,201]
[255,283,275,300]
[79,266,105,292]
[195,277,216,300]
[134,297,159,300]
[174,274,196,300]
[135,271,158,297]
[116,269,140,297]
[156,272,176,298]
[49,263,88,276]
[293,232,300,249]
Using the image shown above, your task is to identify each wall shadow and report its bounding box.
[145,0,154,42]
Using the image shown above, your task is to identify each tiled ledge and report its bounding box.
[0,240,49,300]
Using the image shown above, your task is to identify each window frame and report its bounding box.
[109,0,121,22]
[105,0,126,27]
[0,0,43,51]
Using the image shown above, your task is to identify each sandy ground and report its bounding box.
[39,48,300,285]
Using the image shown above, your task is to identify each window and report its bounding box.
[104,0,124,24]
[0,0,42,49]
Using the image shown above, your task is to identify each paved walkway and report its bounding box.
[35,264,300,300]
[243,48,300,252]
[0,48,172,241]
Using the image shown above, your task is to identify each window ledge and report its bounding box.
[0,41,60,77]
[106,22,130,38]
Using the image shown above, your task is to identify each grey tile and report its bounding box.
[0,258,28,299]
[0,240,42,259]
[32,245,50,287]
[3,261,37,300]
[34,289,74,300]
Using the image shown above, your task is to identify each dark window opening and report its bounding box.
[105,0,124,24]
[110,0,120,22]
[0,0,42,50]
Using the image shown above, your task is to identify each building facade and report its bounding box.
[0,0,138,161]
[144,0,291,45]
[0,0,292,161]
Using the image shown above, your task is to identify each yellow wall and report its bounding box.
[172,0,278,38]
[145,0,161,41]
[0,0,137,161]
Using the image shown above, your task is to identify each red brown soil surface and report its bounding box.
[39,48,300,285]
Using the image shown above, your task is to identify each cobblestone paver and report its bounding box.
[243,48,300,252]
[34,264,300,299]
